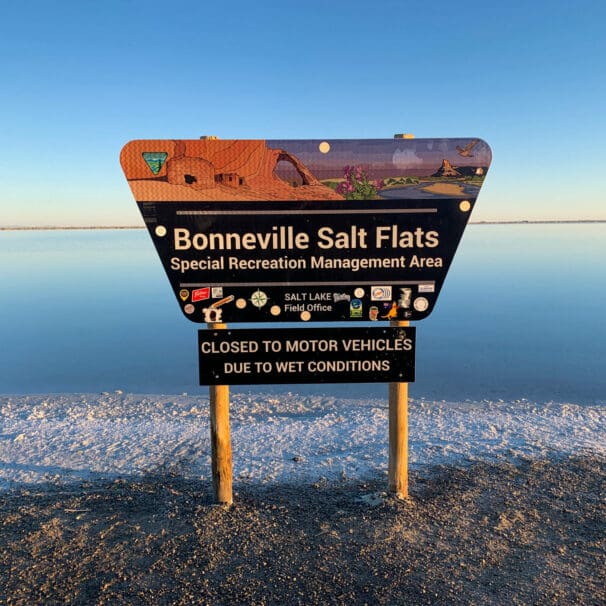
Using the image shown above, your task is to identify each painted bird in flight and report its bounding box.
[456,139,480,157]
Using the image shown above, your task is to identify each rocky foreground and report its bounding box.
[1,455,604,605]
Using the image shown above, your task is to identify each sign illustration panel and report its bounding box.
[121,138,491,323]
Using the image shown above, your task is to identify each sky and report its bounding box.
[1,0,604,226]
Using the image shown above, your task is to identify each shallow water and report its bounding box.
[1,224,605,403]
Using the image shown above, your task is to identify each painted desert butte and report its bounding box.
[120,139,344,202]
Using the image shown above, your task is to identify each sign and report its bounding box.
[198,326,416,385]
[121,138,491,323]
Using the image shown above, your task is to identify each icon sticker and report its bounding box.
[398,288,412,308]
[418,283,435,294]
[382,302,398,319]
[202,307,223,323]
[333,293,351,303]
[413,297,429,312]
[371,286,392,301]
[369,306,379,321]
[179,289,189,301]
[250,290,268,308]
[350,299,363,318]
[192,287,211,302]
[184,304,195,314]
[211,295,235,308]
[212,287,224,298]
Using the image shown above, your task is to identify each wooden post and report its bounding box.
[388,319,410,499]
[208,322,233,505]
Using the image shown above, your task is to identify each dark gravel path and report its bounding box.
[1,456,604,605]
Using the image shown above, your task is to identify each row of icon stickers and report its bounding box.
[171,283,434,322]
[120,137,491,323]
[179,287,235,322]
[173,283,436,322]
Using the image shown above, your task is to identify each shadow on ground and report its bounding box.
[1,456,604,605]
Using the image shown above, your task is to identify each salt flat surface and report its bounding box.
[0,392,604,490]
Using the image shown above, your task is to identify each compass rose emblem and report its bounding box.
[250,289,268,308]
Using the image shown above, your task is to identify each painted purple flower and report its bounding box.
[337,164,381,199]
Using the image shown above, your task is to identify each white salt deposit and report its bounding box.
[0,392,604,490]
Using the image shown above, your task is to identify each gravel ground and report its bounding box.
[1,455,604,605]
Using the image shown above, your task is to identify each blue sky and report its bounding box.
[1,0,604,226]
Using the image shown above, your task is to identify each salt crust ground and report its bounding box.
[0,392,604,488]
[0,393,604,604]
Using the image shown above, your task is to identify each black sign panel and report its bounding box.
[198,326,415,385]
[121,137,491,323]
[139,198,471,323]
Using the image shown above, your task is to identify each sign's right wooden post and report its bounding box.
[389,319,410,498]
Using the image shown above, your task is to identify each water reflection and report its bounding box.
[0,225,604,404]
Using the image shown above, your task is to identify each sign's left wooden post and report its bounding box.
[208,322,233,505]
